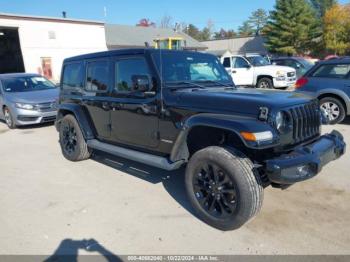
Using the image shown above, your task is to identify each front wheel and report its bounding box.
[3,107,16,129]
[59,114,91,161]
[185,146,264,231]
[257,77,273,89]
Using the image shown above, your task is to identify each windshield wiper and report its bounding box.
[194,80,236,89]
[166,81,207,90]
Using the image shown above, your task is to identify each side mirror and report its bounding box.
[131,75,150,92]
[244,64,251,69]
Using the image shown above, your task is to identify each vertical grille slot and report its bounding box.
[288,101,320,143]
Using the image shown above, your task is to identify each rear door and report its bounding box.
[109,55,160,149]
[81,59,112,140]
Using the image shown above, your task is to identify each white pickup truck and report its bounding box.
[221,54,297,89]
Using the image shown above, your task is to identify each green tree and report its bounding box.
[310,0,338,17]
[184,24,201,40]
[198,27,211,41]
[214,28,237,40]
[238,21,255,37]
[248,9,269,35]
[265,0,321,55]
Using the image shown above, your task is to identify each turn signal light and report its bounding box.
[295,77,308,89]
[240,131,273,142]
[241,132,257,141]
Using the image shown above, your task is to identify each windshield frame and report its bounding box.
[2,75,57,93]
[151,51,234,88]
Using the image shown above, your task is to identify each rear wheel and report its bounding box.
[257,77,273,89]
[3,107,16,129]
[320,97,346,125]
[185,146,264,231]
[59,114,91,161]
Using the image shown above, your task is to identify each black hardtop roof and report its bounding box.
[63,48,212,63]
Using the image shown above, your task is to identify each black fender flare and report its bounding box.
[56,104,95,140]
[170,113,277,162]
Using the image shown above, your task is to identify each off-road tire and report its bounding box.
[185,146,263,231]
[320,97,346,125]
[257,77,273,89]
[3,107,16,129]
[59,114,91,161]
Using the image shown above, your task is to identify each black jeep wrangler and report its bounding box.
[56,49,345,231]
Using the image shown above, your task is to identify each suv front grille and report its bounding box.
[287,101,321,143]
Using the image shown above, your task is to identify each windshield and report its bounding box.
[152,52,232,86]
[246,56,271,66]
[297,58,314,70]
[2,76,56,93]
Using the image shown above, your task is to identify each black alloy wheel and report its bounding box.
[193,162,238,218]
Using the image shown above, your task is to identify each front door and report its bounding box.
[231,57,254,86]
[110,56,159,149]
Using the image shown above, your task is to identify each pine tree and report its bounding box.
[265,0,321,55]
[238,21,255,37]
[248,9,269,35]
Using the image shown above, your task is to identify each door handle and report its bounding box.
[232,70,237,74]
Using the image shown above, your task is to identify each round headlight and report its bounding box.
[275,111,286,132]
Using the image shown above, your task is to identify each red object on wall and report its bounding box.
[41,57,52,79]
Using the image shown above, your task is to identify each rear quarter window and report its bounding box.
[62,63,84,89]
[311,64,350,79]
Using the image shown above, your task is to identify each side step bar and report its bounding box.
[87,139,185,171]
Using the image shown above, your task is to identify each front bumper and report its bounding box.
[273,77,296,88]
[265,130,346,185]
[12,107,57,126]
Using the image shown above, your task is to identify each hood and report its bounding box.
[258,65,296,76]
[4,88,59,104]
[262,65,295,71]
[168,87,315,116]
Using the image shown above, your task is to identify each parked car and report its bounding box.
[0,73,58,129]
[271,57,314,78]
[295,58,350,124]
[221,54,297,89]
[56,49,345,231]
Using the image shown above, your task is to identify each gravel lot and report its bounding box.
[0,119,349,257]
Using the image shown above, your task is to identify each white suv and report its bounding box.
[221,55,297,89]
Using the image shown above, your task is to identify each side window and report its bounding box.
[273,60,285,66]
[62,63,83,89]
[233,57,249,68]
[285,59,300,69]
[86,61,109,92]
[312,64,350,79]
[223,57,231,68]
[115,58,150,92]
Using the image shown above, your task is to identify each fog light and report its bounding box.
[297,165,311,177]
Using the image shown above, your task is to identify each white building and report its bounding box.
[0,13,107,82]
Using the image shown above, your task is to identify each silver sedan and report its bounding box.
[0,73,59,129]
